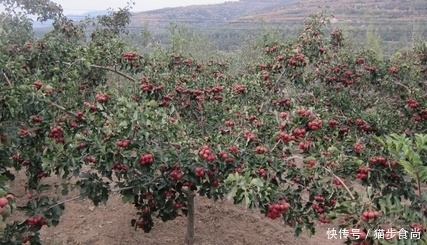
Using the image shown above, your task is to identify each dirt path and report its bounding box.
[8,169,346,245]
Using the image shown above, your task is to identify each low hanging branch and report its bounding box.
[322,166,355,200]
[89,64,137,83]
[42,175,161,213]
[282,155,356,200]
[48,102,87,121]
[60,61,138,83]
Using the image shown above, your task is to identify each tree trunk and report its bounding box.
[184,188,195,245]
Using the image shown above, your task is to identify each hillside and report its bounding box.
[237,0,427,22]
[131,0,293,25]
[30,0,427,53]
[129,0,427,52]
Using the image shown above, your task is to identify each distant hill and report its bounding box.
[130,0,294,28]
[237,0,427,23]
[129,0,427,30]
[128,0,427,52]
[32,10,110,28]
[31,0,427,53]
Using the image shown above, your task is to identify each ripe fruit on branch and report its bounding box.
[33,81,43,90]
[353,142,364,154]
[319,216,331,224]
[257,168,267,178]
[117,139,131,148]
[229,145,240,155]
[19,128,29,137]
[307,119,322,131]
[333,178,342,186]
[173,202,185,210]
[261,73,270,81]
[266,201,290,220]
[410,223,425,233]
[314,195,325,203]
[233,84,246,94]
[199,145,216,162]
[139,153,154,166]
[356,57,365,65]
[224,120,234,127]
[122,52,136,61]
[85,155,97,164]
[48,125,65,143]
[243,129,257,141]
[361,209,380,222]
[279,112,288,119]
[27,216,48,227]
[211,179,220,187]
[31,115,43,123]
[306,160,316,168]
[298,140,314,152]
[95,93,109,103]
[297,108,311,116]
[112,162,127,172]
[83,101,97,112]
[277,132,296,143]
[272,98,291,107]
[0,197,8,208]
[255,146,268,154]
[407,98,419,109]
[292,128,306,138]
[194,167,205,177]
[169,170,183,180]
[368,156,396,167]
[389,66,398,75]
[356,167,370,180]
[218,151,233,163]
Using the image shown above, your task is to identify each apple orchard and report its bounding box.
[1,1,427,245]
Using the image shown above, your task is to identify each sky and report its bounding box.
[0,0,239,15]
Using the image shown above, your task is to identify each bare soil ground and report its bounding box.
[8,169,347,245]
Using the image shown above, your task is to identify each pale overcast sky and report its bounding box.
[1,0,239,15]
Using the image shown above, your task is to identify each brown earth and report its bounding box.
[8,169,348,245]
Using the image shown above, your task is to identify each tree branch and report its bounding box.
[393,81,410,92]
[60,61,138,83]
[3,73,11,86]
[43,176,161,212]
[322,166,355,200]
[270,139,282,152]
[49,102,87,121]
[90,64,138,83]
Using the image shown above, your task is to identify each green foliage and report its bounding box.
[365,25,384,61]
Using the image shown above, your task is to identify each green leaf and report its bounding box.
[250,178,264,188]
[119,121,128,127]
[224,173,237,184]
[41,157,52,171]
[399,160,415,175]
[244,192,250,209]
[227,186,238,201]
[147,100,158,107]
[419,166,427,182]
